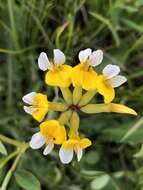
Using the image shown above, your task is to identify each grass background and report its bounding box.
[0,0,143,189]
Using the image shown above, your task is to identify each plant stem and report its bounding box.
[0,143,29,190]
[0,134,22,146]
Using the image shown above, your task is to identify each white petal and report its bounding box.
[89,49,103,67]
[23,106,37,115]
[108,75,127,88]
[30,132,45,149]
[77,147,83,162]
[43,141,54,155]
[59,147,73,164]
[38,52,51,71]
[24,106,32,115]
[78,48,92,63]
[103,64,120,79]
[22,92,36,104]
[53,49,65,65]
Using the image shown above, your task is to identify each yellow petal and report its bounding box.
[108,103,137,115]
[62,139,79,149]
[72,64,84,87]
[63,137,92,150]
[32,93,48,122]
[45,65,72,87]
[82,68,98,90]
[40,120,67,144]
[80,138,92,149]
[72,63,98,90]
[32,110,47,122]
[40,120,58,136]
[54,124,67,144]
[97,75,115,103]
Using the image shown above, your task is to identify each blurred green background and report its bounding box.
[0,0,143,189]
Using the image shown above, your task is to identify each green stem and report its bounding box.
[1,143,29,190]
[0,134,21,146]
[0,150,19,170]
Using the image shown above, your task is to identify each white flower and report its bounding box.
[30,132,54,155]
[38,49,66,71]
[78,48,103,67]
[102,64,127,88]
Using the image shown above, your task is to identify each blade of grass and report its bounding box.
[120,117,143,142]
[7,0,20,49]
[90,11,120,47]
[124,35,143,59]
[0,45,38,54]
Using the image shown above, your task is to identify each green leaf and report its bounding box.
[15,169,41,190]
[0,140,7,155]
[91,174,110,190]
[135,0,143,6]
[81,170,104,177]
[85,151,100,165]
[113,171,124,179]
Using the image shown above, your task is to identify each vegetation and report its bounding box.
[0,0,143,189]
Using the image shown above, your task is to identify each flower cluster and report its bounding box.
[22,48,137,164]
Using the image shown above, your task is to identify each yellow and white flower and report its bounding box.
[59,136,91,164]
[38,49,72,87]
[22,92,48,122]
[72,48,103,90]
[97,64,127,103]
[30,120,66,155]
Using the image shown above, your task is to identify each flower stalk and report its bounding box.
[0,134,21,147]
[78,90,97,106]
[73,87,82,105]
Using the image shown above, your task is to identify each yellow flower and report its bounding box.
[30,120,66,155]
[22,92,48,122]
[59,135,91,164]
[97,64,127,103]
[38,49,72,87]
[72,48,103,90]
